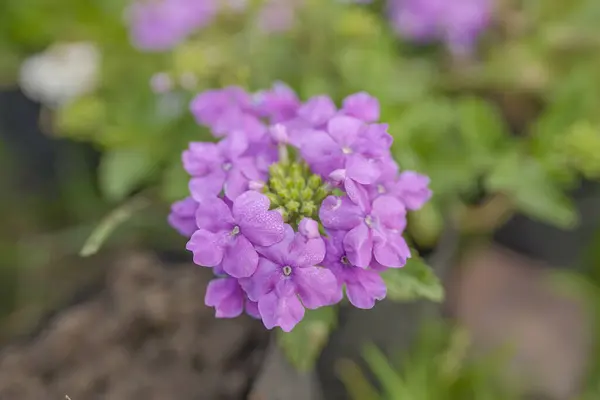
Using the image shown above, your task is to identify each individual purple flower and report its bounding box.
[167,196,198,236]
[186,191,285,278]
[253,82,301,123]
[388,0,491,54]
[301,116,392,180]
[341,92,380,123]
[183,131,262,200]
[127,0,217,51]
[387,171,432,210]
[297,95,337,128]
[205,276,260,318]
[324,231,387,309]
[319,184,410,268]
[190,86,254,128]
[239,220,338,332]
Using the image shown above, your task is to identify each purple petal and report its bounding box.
[213,109,266,141]
[218,130,249,160]
[245,299,261,319]
[300,129,344,176]
[327,115,363,148]
[319,195,364,231]
[182,142,221,176]
[346,154,381,184]
[341,92,380,122]
[221,235,259,278]
[255,224,296,266]
[354,123,393,158]
[239,257,282,302]
[236,157,263,181]
[393,171,433,210]
[345,269,387,309]
[372,230,411,268]
[186,229,226,267]
[224,166,250,201]
[298,218,320,239]
[233,191,286,246]
[258,281,305,332]
[343,223,373,268]
[297,95,337,127]
[289,233,326,268]
[371,195,407,231]
[205,277,244,318]
[195,196,235,232]
[343,178,371,212]
[189,170,226,201]
[168,197,198,237]
[295,266,339,309]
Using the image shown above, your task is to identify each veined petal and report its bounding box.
[343,223,373,268]
[319,195,363,231]
[233,191,285,246]
[186,229,226,267]
[221,234,259,278]
[205,277,244,318]
[295,266,339,309]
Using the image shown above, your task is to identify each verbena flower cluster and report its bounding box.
[168,83,432,332]
[388,0,491,54]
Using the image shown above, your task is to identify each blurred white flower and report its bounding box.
[19,42,101,108]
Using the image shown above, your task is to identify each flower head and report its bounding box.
[169,84,431,332]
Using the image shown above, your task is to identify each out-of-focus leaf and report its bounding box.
[99,149,157,202]
[362,344,407,397]
[456,96,509,170]
[55,96,106,137]
[80,195,150,257]
[407,202,444,249]
[160,160,190,202]
[560,121,600,179]
[337,359,382,400]
[486,148,578,228]
[381,252,443,302]
[276,306,336,371]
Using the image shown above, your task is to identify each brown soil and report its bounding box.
[0,251,268,400]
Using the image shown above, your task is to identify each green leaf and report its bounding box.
[99,149,156,202]
[485,148,578,229]
[456,96,509,170]
[55,96,106,138]
[276,306,337,371]
[160,160,190,203]
[381,253,444,303]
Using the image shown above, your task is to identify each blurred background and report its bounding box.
[1,0,600,399]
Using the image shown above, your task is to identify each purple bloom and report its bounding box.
[324,231,387,309]
[183,131,263,200]
[240,220,338,332]
[297,95,337,128]
[186,191,285,278]
[127,0,217,51]
[253,82,301,123]
[167,196,198,236]
[205,276,260,318]
[386,171,433,210]
[319,184,410,268]
[341,92,380,123]
[190,86,254,127]
[388,0,491,54]
[301,116,392,180]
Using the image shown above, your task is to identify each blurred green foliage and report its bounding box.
[2,0,600,386]
[338,322,522,400]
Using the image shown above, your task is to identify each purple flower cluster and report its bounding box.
[126,0,218,51]
[169,82,432,331]
[387,0,492,54]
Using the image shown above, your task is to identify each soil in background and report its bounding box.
[0,251,268,400]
